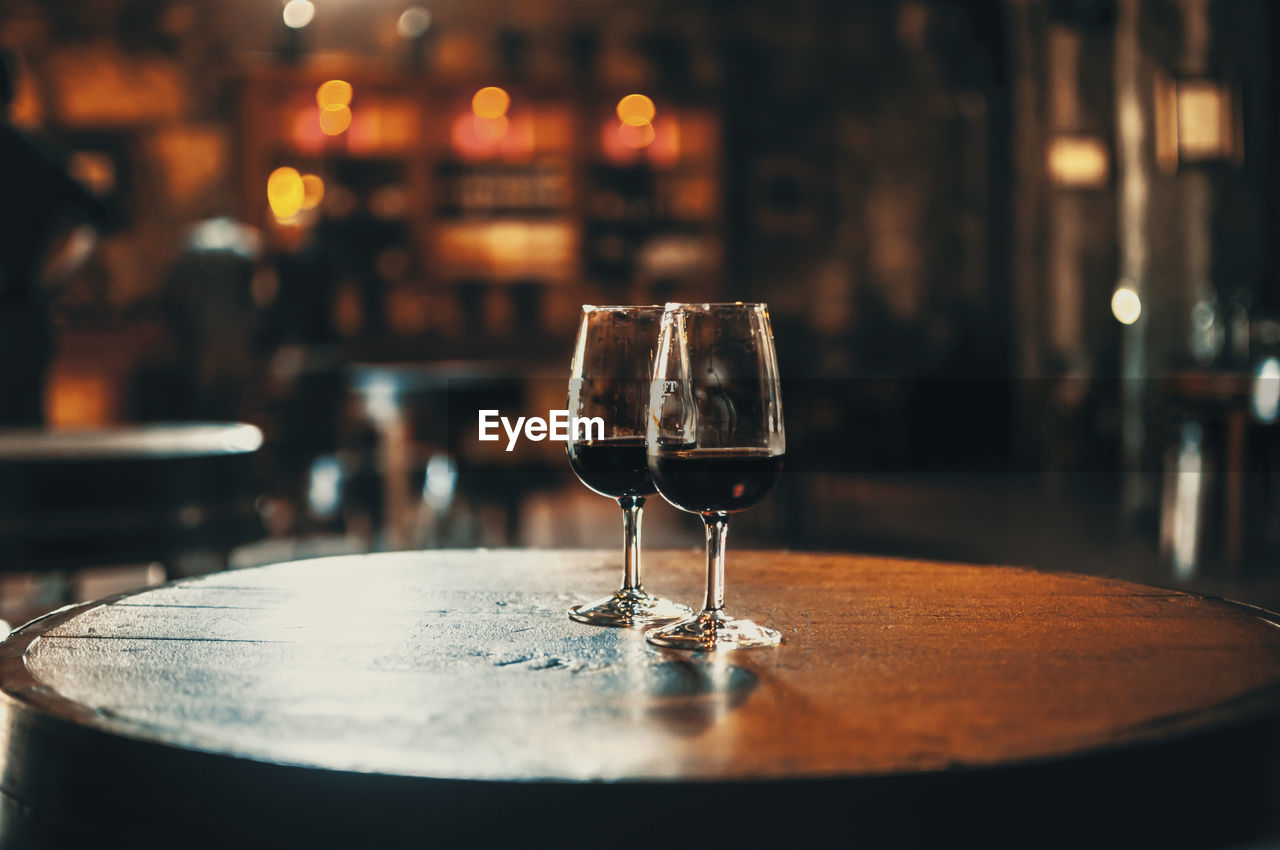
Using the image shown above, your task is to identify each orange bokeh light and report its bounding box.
[319,103,353,135]
[474,115,509,145]
[301,174,325,210]
[316,80,353,109]
[472,86,511,119]
[618,117,655,149]
[452,112,533,160]
[648,117,680,165]
[616,93,655,124]
[267,166,305,220]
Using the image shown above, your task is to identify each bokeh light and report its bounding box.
[1047,136,1109,188]
[282,0,315,29]
[301,174,325,210]
[316,80,353,109]
[616,94,656,124]
[648,117,681,165]
[472,86,511,119]
[319,103,353,135]
[307,456,342,517]
[1111,286,1142,325]
[397,7,432,39]
[618,117,655,149]
[474,115,509,145]
[1253,356,1280,424]
[267,167,305,220]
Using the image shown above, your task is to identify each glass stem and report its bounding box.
[702,512,729,613]
[618,496,644,593]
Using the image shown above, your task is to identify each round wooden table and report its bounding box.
[0,422,264,575]
[2,550,1280,847]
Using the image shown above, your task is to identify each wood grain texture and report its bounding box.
[3,549,1280,848]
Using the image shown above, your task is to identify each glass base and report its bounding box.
[568,588,693,628]
[644,609,782,651]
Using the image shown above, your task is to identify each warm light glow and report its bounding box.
[1177,82,1228,159]
[616,93,656,124]
[267,166,305,220]
[282,0,315,29]
[68,151,117,197]
[435,221,576,277]
[472,86,511,119]
[1047,136,1110,188]
[1111,286,1142,325]
[397,6,432,39]
[648,116,681,165]
[319,103,353,135]
[47,374,112,427]
[452,113,508,158]
[344,100,418,155]
[288,105,324,153]
[301,174,325,210]
[473,114,509,145]
[503,112,536,157]
[619,117,655,149]
[1156,74,1239,173]
[316,80,353,109]
[9,66,42,128]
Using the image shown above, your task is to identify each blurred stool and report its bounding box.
[1159,370,1251,578]
[0,422,265,619]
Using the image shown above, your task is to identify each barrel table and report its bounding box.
[2,550,1280,848]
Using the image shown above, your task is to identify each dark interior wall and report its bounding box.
[1209,0,1272,313]
[720,1,1015,471]
[724,2,1009,350]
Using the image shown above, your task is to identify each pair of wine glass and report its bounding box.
[566,302,785,651]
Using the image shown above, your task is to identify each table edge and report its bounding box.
[2,551,1280,786]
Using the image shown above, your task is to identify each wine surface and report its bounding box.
[650,447,783,514]
[568,437,657,499]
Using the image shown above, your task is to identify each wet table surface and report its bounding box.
[3,549,1280,847]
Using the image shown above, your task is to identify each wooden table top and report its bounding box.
[0,423,263,574]
[4,549,1280,847]
[0,422,263,461]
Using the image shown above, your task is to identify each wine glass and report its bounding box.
[566,305,693,627]
[645,302,785,650]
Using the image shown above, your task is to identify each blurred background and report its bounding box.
[1,0,1279,626]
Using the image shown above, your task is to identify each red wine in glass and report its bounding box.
[646,302,786,650]
[565,305,692,628]
[567,436,658,499]
[649,447,782,513]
